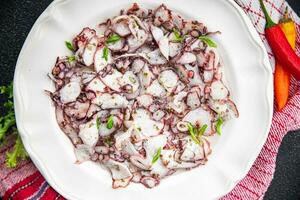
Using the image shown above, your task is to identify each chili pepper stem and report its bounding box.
[259,0,276,28]
[279,7,292,23]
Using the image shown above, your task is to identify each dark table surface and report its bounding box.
[0,0,299,199]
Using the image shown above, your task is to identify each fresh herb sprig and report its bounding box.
[6,135,28,168]
[0,82,13,98]
[187,123,201,144]
[187,123,209,145]
[0,82,28,168]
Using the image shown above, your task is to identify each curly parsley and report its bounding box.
[0,82,28,168]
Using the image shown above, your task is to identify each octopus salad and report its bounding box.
[47,3,239,189]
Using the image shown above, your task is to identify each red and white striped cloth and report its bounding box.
[1,0,300,199]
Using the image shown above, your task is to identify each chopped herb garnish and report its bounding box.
[173,28,184,42]
[96,117,100,130]
[67,55,76,63]
[199,36,217,48]
[106,34,121,44]
[129,76,136,84]
[216,117,223,135]
[152,147,162,164]
[103,136,113,146]
[153,124,159,131]
[187,123,200,144]
[102,46,109,61]
[106,115,114,129]
[132,22,138,28]
[65,41,75,51]
[197,124,208,137]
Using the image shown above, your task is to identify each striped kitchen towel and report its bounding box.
[1,0,300,199]
[221,0,300,199]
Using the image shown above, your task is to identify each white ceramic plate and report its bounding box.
[14,0,273,199]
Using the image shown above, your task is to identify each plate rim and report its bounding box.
[13,0,274,199]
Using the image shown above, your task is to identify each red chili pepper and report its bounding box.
[259,0,300,80]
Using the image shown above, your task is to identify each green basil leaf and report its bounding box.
[187,123,200,144]
[106,115,114,129]
[216,117,223,135]
[106,34,121,44]
[65,41,75,51]
[199,36,217,47]
[152,147,162,164]
[102,46,109,61]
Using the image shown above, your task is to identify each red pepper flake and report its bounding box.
[187,70,194,78]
